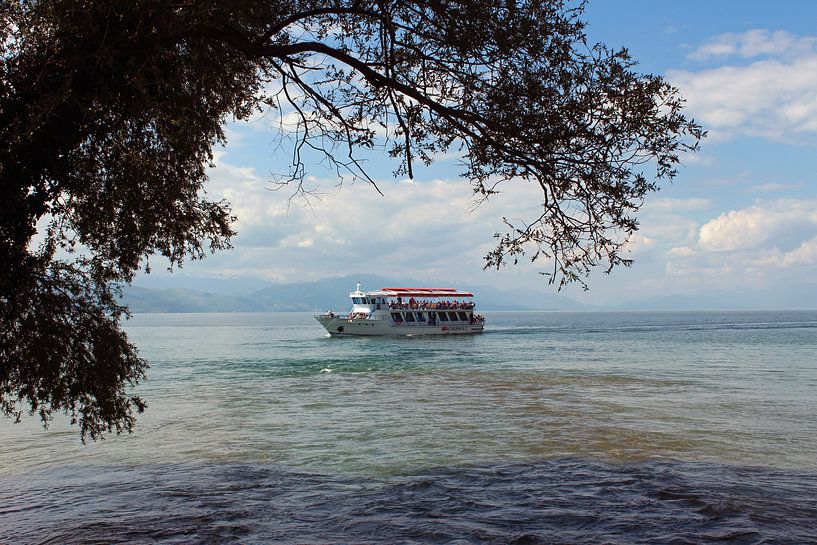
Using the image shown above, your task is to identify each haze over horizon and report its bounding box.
[131,272,817,312]
[137,0,817,309]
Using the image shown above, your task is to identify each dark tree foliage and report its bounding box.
[1,0,702,438]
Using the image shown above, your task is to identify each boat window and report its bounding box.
[438,312,448,321]
[457,311,468,321]
[404,312,415,322]
[391,312,402,323]
[415,312,426,322]
[448,312,459,321]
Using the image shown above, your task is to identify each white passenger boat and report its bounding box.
[315,283,485,336]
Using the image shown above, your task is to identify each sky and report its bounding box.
[142,1,817,308]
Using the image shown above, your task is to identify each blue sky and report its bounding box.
[146,1,817,307]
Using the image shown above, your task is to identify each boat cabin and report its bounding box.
[347,284,481,325]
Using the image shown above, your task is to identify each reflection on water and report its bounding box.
[1,311,816,543]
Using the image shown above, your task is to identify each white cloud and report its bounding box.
[205,154,817,300]
[780,237,817,266]
[202,157,545,283]
[603,198,817,297]
[688,29,817,61]
[137,146,817,305]
[622,232,655,257]
[698,200,817,253]
[669,30,817,142]
[666,245,695,258]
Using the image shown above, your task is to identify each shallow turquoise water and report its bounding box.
[1,311,816,543]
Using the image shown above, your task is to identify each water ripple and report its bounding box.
[1,460,816,544]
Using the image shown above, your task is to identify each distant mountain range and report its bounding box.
[124,273,591,313]
[122,273,817,313]
[618,289,817,311]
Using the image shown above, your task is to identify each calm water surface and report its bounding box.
[1,311,816,544]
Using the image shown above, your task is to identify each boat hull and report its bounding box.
[315,315,484,336]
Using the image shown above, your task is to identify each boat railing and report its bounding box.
[388,301,475,311]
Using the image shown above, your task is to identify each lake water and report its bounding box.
[2,311,817,544]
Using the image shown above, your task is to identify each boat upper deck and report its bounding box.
[378,287,474,298]
[349,287,476,311]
